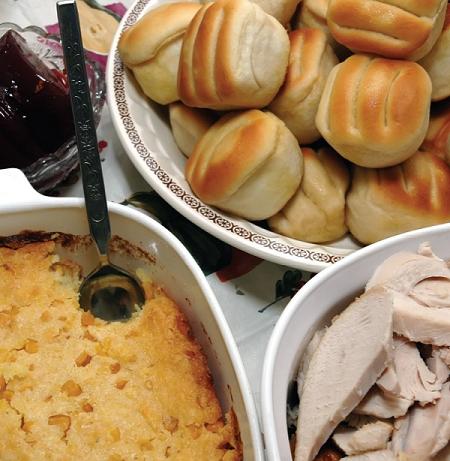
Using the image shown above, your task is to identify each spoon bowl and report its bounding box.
[58,0,145,320]
[79,257,145,320]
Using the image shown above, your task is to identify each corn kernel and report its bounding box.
[40,311,51,322]
[75,352,92,367]
[1,390,13,401]
[21,420,33,433]
[0,376,5,392]
[115,379,128,390]
[81,312,95,326]
[163,416,179,433]
[82,402,93,413]
[61,380,82,397]
[24,339,38,354]
[110,362,121,374]
[110,427,121,442]
[48,414,71,432]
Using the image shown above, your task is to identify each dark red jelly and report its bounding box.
[0,30,74,169]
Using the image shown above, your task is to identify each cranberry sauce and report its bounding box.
[0,30,74,169]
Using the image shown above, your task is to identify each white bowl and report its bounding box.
[106,0,360,273]
[0,168,264,461]
[261,222,450,461]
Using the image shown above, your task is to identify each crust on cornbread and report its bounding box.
[0,240,241,460]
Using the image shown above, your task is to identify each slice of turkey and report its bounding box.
[411,278,450,308]
[366,249,450,294]
[426,348,450,385]
[332,420,393,455]
[354,386,412,419]
[340,450,396,461]
[297,328,326,395]
[391,382,450,460]
[393,293,450,346]
[376,335,441,405]
[294,287,393,461]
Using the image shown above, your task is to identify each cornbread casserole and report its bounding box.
[0,240,241,461]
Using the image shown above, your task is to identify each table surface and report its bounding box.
[0,0,313,431]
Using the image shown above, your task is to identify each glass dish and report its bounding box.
[0,23,105,192]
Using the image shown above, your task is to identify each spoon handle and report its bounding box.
[57,0,110,256]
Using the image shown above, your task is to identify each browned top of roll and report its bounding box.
[118,3,202,66]
[327,0,447,59]
[317,54,431,150]
[186,110,284,202]
[353,151,450,216]
[274,28,329,104]
[178,0,289,109]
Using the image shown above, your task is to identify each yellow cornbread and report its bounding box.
[0,241,241,460]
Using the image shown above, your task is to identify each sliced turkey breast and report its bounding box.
[392,383,450,460]
[345,415,379,429]
[366,250,450,294]
[295,287,394,461]
[411,278,450,308]
[426,348,450,385]
[434,443,450,461]
[377,336,441,405]
[393,293,450,346]
[340,450,396,461]
[355,386,412,419]
[297,329,326,395]
[439,348,450,367]
[332,420,393,455]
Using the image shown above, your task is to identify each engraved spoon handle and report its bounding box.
[57,0,110,257]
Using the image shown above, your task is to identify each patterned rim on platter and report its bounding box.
[110,0,348,269]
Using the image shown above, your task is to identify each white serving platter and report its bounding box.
[106,0,361,272]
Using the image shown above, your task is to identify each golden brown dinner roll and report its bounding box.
[295,0,335,46]
[268,147,349,243]
[186,110,303,220]
[346,151,450,244]
[205,0,301,24]
[118,3,202,105]
[269,29,338,144]
[178,0,290,110]
[421,100,450,164]
[327,0,448,61]
[251,0,301,24]
[419,7,450,101]
[316,55,432,168]
[169,103,215,157]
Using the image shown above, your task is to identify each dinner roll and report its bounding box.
[346,151,450,245]
[186,110,303,220]
[268,147,349,243]
[205,0,301,24]
[419,7,450,101]
[295,0,335,47]
[169,103,215,157]
[178,0,290,110]
[316,55,432,168]
[327,0,448,61]
[269,29,338,144]
[118,3,202,105]
[250,0,301,24]
[421,101,450,164]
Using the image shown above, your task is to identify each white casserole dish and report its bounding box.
[261,221,450,461]
[0,168,264,461]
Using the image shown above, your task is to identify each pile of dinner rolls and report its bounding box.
[119,0,450,245]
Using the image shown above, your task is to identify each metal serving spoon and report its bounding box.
[57,0,145,321]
